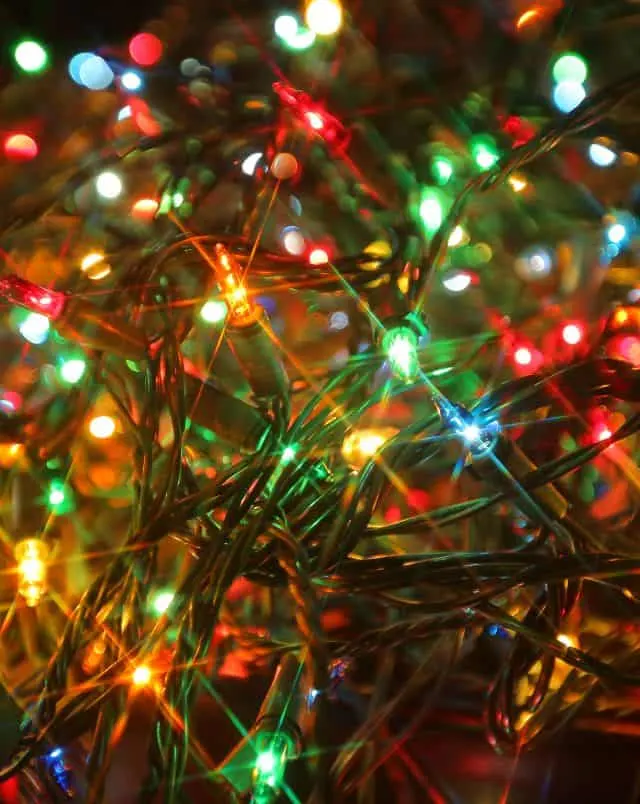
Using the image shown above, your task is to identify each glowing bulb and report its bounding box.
[15,538,49,607]
[589,142,617,167]
[383,327,420,380]
[68,52,93,84]
[552,53,588,85]
[59,358,87,385]
[342,427,398,469]
[305,111,324,130]
[594,424,612,442]
[432,157,454,184]
[470,136,499,171]
[515,246,552,280]
[561,323,583,345]
[78,55,114,90]
[48,481,67,508]
[200,299,227,324]
[514,346,533,366]
[241,152,263,176]
[253,735,291,801]
[274,14,299,40]
[132,665,152,687]
[281,446,297,464]
[89,415,116,439]
[419,191,444,233]
[607,223,627,245]
[557,633,578,649]
[4,134,38,161]
[305,0,343,36]
[152,590,174,615]
[309,247,330,265]
[95,171,123,200]
[553,81,586,114]
[442,271,472,293]
[447,225,467,247]
[121,70,143,91]
[508,175,528,193]
[282,227,306,256]
[13,40,49,74]
[19,312,50,345]
[117,105,132,121]
[129,33,164,67]
[288,30,316,50]
[132,198,159,220]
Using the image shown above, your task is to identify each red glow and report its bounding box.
[618,335,640,365]
[514,346,533,366]
[594,424,612,442]
[129,33,163,67]
[562,323,583,345]
[1,391,23,413]
[272,82,350,149]
[4,134,38,161]
[309,247,330,265]
[0,275,66,318]
[132,198,159,219]
[305,111,324,130]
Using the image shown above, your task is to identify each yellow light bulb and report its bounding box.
[89,415,117,439]
[132,665,152,687]
[305,0,343,36]
[15,538,49,607]
[508,175,528,193]
[342,427,398,469]
[80,251,111,280]
[213,244,257,325]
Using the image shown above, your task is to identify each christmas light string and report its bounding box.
[0,6,639,803]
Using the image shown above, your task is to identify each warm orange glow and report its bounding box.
[132,198,159,219]
[132,665,152,686]
[516,9,541,29]
[15,538,49,606]
[213,244,257,324]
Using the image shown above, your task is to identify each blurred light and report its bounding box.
[89,415,116,439]
[4,134,38,161]
[13,40,48,74]
[15,538,49,607]
[287,30,316,50]
[0,392,22,413]
[561,323,583,345]
[557,633,579,649]
[508,174,528,193]
[515,246,553,280]
[241,152,263,176]
[553,81,586,114]
[589,142,617,167]
[329,311,349,331]
[516,9,540,29]
[132,198,159,219]
[448,225,467,247]
[274,14,299,40]
[470,136,499,171]
[282,446,297,464]
[432,156,453,184]
[78,55,114,90]
[305,111,324,130]
[180,58,200,77]
[309,247,330,265]
[594,424,612,442]
[514,346,533,366]
[129,33,164,67]
[132,665,152,687]
[68,52,93,84]
[121,70,143,91]
[81,252,105,272]
[383,327,420,380]
[282,227,306,256]
[19,312,50,345]
[95,171,123,199]
[117,105,132,121]
[152,590,174,615]
[48,481,67,508]
[419,191,444,233]
[200,300,227,324]
[442,271,472,293]
[48,748,63,761]
[305,0,343,35]
[59,358,87,385]
[607,222,627,245]
[342,427,398,469]
[552,52,588,85]
[172,192,185,208]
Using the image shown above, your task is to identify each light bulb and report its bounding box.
[4,134,38,161]
[13,40,49,74]
[121,70,143,91]
[15,538,49,607]
[59,358,87,385]
[200,299,228,324]
[213,244,257,324]
[442,271,472,293]
[89,415,116,439]
[241,152,263,176]
[281,227,306,256]
[151,590,174,615]
[253,734,291,803]
[383,327,420,380]
[589,142,617,167]
[561,323,583,345]
[553,81,586,114]
[470,136,499,170]
[95,171,123,200]
[19,312,50,345]
[132,665,152,687]
[342,427,398,469]
[274,14,299,40]
[305,0,343,36]
[419,190,444,233]
[552,52,588,85]
[514,346,533,366]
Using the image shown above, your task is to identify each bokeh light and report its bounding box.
[470,136,499,171]
[514,346,533,366]
[305,0,343,35]
[152,590,174,615]
[200,300,228,324]
[95,171,123,200]
[419,190,444,233]
[59,358,87,385]
[282,227,306,255]
[78,55,114,90]
[19,313,50,345]
[561,323,583,345]
[275,14,299,40]
[309,247,330,265]
[89,415,117,439]
[68,52,93,84]
[241,152,263,176]
[132,665,152,687]
[553,81,586,114]
[552,52,588,85]
[129,33,164,67]
[4,134,38,161]
[589,142,617,167]
[13,40,49,74]
[442,271,472,293]
[121,71,143,92]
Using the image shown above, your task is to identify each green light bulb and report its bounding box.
[383,327,420,380]
[200,299,227,324]
[419,189,444,233]
[552,52,588,85]
[13,40,49,74]
[151,590,174,615]
[432,157,453,185]
[59,358,87,385]
[253,735,290,803]
[281,446,297,464]
[470,136,499,171]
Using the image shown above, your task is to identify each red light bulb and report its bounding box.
[561,323,583,345]
[309,247,330,265]
[4,134,38,161]
[0,276,66,319]
[514,346,533,366]
[129,33,163,67]
[594,424,612,442]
